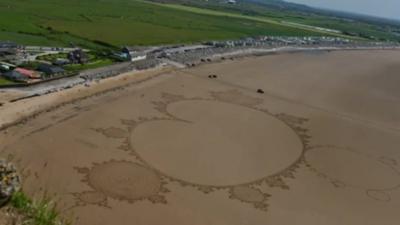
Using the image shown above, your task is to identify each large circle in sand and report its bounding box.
[305,147,400,189]
[131,100,303,186]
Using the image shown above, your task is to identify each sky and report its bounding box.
[287,0,400,20]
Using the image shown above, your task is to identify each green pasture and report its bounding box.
[0,0,323,48]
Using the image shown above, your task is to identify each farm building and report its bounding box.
[37,63,65,75]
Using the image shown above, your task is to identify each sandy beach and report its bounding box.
[1,49,400,225]
[0,66,173,130]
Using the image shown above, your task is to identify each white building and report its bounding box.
[121,47,147,62]
[130,52,147,62]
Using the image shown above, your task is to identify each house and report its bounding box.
[53,58,70,66]
[121,47,147,62]
[0,48,17,56]
[113,52,130,61]
[0,62,16,72]
[14,68,41,79]
[68,49,88,64]
[129,52,147,62]
[0,41,18,52]
[2,70,28,82]
[0,41,18,49]
[0,41,19,57]
[37,63,65,75]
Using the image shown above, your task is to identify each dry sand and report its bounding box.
[0,90,25,104]
[1,50,400,225]
[0,67,173,130]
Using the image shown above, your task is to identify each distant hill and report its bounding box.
[240,0,400,27]
[157,0,400,26]
[246,0,313,11]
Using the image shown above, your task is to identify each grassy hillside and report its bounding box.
[0,0,324,48]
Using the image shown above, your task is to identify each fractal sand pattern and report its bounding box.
[73,90,400,212]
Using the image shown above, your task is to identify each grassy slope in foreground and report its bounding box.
[0,0,322,47]
[7,191,69,225]
[0,77,16,85]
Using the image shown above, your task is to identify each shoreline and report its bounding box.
[205,45,400,61]
[0,65,174,132]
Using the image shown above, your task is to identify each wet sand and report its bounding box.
[1,50,400,225]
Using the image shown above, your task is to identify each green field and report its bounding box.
[0,0,328,48]
[64,59,115,72]
[151,2,357,39]
[150,0,400,42]
[0,77,15,85]
[258,11,400,42]
[1,0,396,49]
[35,51,115,72]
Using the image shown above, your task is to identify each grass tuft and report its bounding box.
[9,191,68,225]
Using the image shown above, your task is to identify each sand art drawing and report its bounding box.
[92,127,128,139]
[2,50,400,225]
[74,90,399,212]
[74,160,169,207]
[304,145,400,202]
[77,90,311,211]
